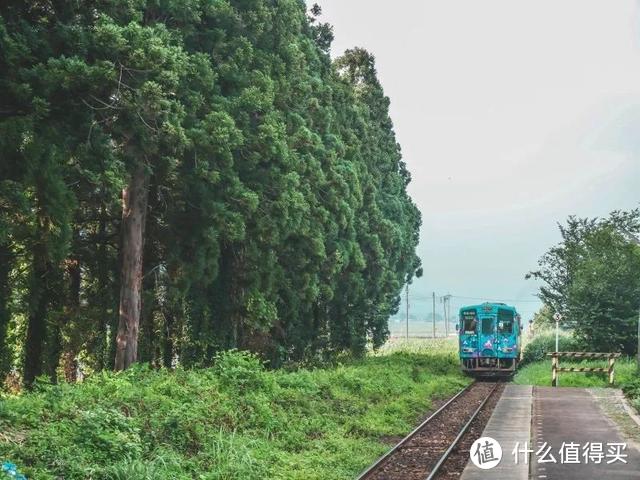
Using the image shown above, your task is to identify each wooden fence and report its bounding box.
[547,352,621,386]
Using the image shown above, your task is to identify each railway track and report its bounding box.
[356,381,505,480]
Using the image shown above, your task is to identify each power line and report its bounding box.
[410,294,541,304]
[450,295,542,303]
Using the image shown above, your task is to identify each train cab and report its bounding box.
[458,302,521,377]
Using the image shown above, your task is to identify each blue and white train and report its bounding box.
[458,302,522,376]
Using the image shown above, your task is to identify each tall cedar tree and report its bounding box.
[0,0,421,380]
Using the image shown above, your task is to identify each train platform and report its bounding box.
[460,384,532,480]
[531,387,640,480]
[461,385,640,479]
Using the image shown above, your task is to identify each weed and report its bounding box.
[0,342,469,479]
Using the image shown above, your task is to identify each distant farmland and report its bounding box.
[387,319,456,338]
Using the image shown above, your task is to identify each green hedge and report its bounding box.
[521,332,584,365]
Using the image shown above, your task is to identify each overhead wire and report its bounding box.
[409,294,541,303]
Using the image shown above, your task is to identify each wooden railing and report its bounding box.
[547,352,621,386]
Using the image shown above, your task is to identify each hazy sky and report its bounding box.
[314,0,640,322]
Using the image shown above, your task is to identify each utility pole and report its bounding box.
[624,232,640,370]
[405,283,409,341]
[443,294,452,336]
[432,292,436,338]
[442,297,447,336]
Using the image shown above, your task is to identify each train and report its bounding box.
[458,302,522,376]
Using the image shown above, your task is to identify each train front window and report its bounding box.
[498,320,513,334]
[463,317,477,334]
[497,309,514,334]
[481,318,494,335]
[461,310,477,334]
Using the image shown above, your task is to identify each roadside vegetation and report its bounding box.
[515,357,636,388]
[519,330,584,366]
[521,209,640,406]
[0,345,469,480]
[621,376,640,412]
[527,210,640,356]
[516,329,636,387]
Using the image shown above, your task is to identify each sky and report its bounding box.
[312,0,640,324]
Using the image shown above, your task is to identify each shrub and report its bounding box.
[0,342,470,479]
[621,375,640,399]
[521,331,584,365]
[212,350,273,393]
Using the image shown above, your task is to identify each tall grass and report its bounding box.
[514,357,637,387]
[0,345,469,480]
[375,337,458,356]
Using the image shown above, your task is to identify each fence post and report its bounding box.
[548,352,619,386]
[608,356,615,385]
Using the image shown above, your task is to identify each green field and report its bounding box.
[0,342,469,480]
[387,320,456,338]
[514,357,637,387]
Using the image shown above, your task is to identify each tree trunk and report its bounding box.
[139,179,159,364]
[114,164,149,371]
[162,310,174,368]
[45,320,62,383]
[162,263,179,369]
[62,256,81,383]
[230,245,244,349]
[24,241,49,387]
[0,243,12,379]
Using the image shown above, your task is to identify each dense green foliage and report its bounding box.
[520,331,584,366]
[0,348,467,479]
[0,1,421,383]
[529,305,554,331]
[527,210,640,354]
[621,376,640,412]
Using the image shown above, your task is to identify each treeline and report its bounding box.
[0,1,421,386]
[528,209,640,354]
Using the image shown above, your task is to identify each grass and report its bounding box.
[514,357,637,388]
[0,341,469,480]
[515,356,640,425]
[375,336,458,355]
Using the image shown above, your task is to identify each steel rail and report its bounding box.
[355,381,476,480]
[424,381,501,480]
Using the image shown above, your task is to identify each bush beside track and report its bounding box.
[516,331,639,395]
[0,343,469,480]
[520,331,585,366]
